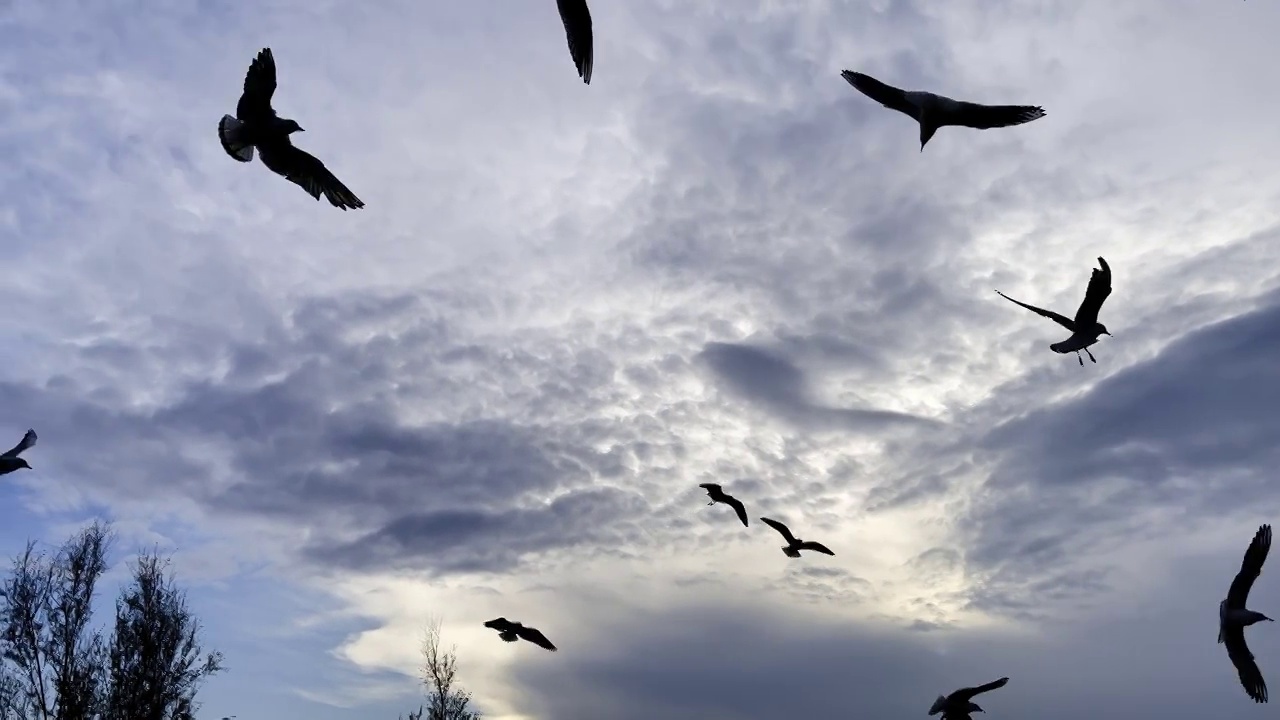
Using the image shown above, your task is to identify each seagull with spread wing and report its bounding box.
[996,257,1112,366]
[841,70,1045,151]
[557,0,593,84]
[484,618,558,651]
[699,483,749,527]
[1220,524,1272,703]
[760,517,834,558]
[928,676,1009,719]
[218,48,364,210]
[0,429,36,476]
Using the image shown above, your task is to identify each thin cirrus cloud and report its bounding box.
[0,0,1279,719]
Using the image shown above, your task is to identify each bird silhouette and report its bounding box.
[929,676,1009,718]
[699,483,749,527]
[759,517,834,558]
[218,48,364,210]
[556,0,593,84]
[484,618,557,651]
[996,257,1112,366]
[0,429,36,476]
[841,70,1045,151]
[1220,524,1272,703]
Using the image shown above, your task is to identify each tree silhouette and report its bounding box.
[0,523,222,720]
[0,521,110,720]
[401,618,479,720]
[103,550,223,720]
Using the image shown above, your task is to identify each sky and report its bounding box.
[0,0,1279,718]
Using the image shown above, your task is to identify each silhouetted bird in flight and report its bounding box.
[557,0,593,84]
[484,618,557,651]
[0,429,36,476]
[841,70,1045,151]
[996,257,1112,366]
[699,483,748,527]
[760,517,834,558]
[1220,524,1272,703]
[929,676,1009,719]
[218,48,365,210]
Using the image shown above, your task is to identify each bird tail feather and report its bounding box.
[218,115,254,162]
[928,696,947,715]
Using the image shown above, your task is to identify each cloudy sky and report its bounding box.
[1,0,1279,717]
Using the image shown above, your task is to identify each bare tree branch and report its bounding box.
[405,617,479,720]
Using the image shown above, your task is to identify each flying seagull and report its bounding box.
[928,676,1009,719]
[484,618,557,651]
[759,517,834,558]
[557,0,593,84]
[840,70,1045,151]
[699,483,749,527]
[218,48,365,210]
[995,257,1112,366]
[0,429,36,476]
[1219,524,1272,703]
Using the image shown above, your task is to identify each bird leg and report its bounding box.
[1075,351,1084,366]
[707,500,715,506]
[1085,348,1097,363]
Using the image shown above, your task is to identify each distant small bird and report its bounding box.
[0,429,36,476]
[995,257,1112,366]
[218,48,365,210]
[557,0,593,84]
[759,517,834,558]
[840,70,1045,151]
[699,483,749,527]
[1220,524,1272,703]
[929,676,1009,719]
[484,618,557,651]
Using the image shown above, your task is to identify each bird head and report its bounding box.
[967,703,985,713]
[14,459,30,471]
[1097,323,1111,336]
[281,119,304,134]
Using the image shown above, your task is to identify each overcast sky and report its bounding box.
[1,0,1279,718]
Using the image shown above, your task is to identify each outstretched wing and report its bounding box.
[841,71,921,121]
[517,625,558,651]
[259,144,365,210]
[723,495,749,527]
[995,290,1075,332]
[797,541,835,556]
[236,48,278,124]
[1224,625,1268,703]
[1227,524,1272,608]
[557,0,593,84]
[1,429,36,458]
[760,517,797,544]
[1073,257,1112,327]
[951,677,1010,703]
[951,101,1045,129]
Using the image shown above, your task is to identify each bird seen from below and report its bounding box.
[995,256,1112,366]
[556,0,593,84]
[841,70,1045,151]
[0,429,36,476]
[484,618,558,651]
[698,483,749,527]
[218,48,365,210]
[1219,524,1272,703]
[760,517,835,558]
[928,676,1010,719]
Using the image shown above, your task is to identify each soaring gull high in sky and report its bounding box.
[0,2,1279,720]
